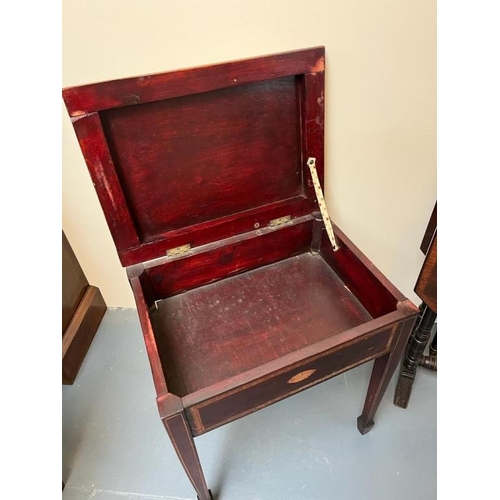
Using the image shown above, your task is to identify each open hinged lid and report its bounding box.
[63,47,326,267]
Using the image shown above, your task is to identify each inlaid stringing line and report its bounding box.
[307,157,339,251]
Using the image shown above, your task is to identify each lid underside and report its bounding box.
[63,47,326,266]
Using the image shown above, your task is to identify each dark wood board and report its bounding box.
[62,231,88,333]
[415,233,437,313]
[100,76,303,240]
[420,203,437,255]
[320,225,402,318]
[62,231,107,384]
[62,47,325,116]
[188,325,393,435]
[144,219,313,299]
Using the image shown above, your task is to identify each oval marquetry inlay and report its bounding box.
[287,369,317,384]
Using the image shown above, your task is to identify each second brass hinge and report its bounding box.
[268,215,292,228]
[166,244,192,258]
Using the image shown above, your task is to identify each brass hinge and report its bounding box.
[268,215,292,228]
[166,244,192,258]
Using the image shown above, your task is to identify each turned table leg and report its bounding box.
[394,303,437,408]
[357,315,416,434]
[162,411,214,500]
[429,331,437,356]
[419,331,437,371]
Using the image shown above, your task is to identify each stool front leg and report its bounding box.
[357,314,416,434]
[158,394,213,500]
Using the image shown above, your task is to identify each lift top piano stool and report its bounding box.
[63,47,418,500]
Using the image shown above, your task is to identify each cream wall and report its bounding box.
[62,0,436,308]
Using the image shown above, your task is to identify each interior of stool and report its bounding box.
[139,219,399,397]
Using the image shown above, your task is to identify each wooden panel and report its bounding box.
[302,70,325,197]
[100,76,303,240]
[62,47,325,115]
[150,253,372,397]
[70,113,140,251]
[130,276,169,396]
[320,225,401,318]
[119,197,314,267]
[420,203,437,254]
[415,234,437,313]
[145,219,313,298]
[187,326,394,435]
[62,286,107,384]
[62,231,88,333]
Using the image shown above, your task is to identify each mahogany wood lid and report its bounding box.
[63,47,326,267]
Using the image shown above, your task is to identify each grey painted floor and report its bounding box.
[62,309,436,500]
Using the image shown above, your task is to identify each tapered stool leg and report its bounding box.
[357,315,416,434]
[162,412,214,500]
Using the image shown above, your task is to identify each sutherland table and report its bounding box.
[394,203,437,408]
[63,47,418,500]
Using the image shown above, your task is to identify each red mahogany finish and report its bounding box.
[63,47,418,499]
[65,47,325,267]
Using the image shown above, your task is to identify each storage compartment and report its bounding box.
[133,217,401,403]
[152,251,372,396]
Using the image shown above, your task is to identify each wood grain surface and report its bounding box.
[151,253,372,396]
